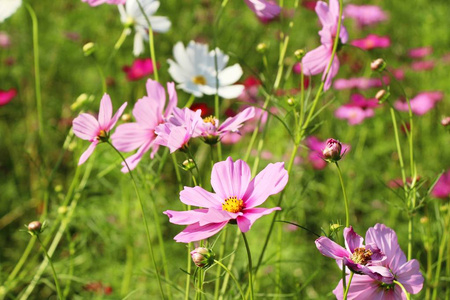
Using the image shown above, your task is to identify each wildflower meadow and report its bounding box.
[1,0,450,299]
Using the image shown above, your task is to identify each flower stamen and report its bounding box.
[203,116,217,126]
[350,247,373,265]
[222,196,244,213]
[192,75,207,85]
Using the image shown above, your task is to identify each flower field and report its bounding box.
[1,0,449,299]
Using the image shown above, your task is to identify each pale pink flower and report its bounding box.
[82,0,126,6]
[111,79,177,172]
[411,60,434,71]
[73,94,127,165]
[351,34,390,50]
[431,169,450,199]
[333,77,384,90]
[244,0,281,22]
[0,88,17,106]
[122,58,159,81]
[394,91,443,115]
[164,157,288,243]
[408,47,432,59]
[0,31,10,48]
[344,4,388,27]
[335,94,378,125]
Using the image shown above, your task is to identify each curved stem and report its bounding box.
[241,232,254,300]
[335,162,350,227]
[106,141,166,299]
[214,259,245,299]
[36,236,63,300]
[343,272,354,300]
[394,280,410,300]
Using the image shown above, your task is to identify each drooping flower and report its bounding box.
[82,0,126,6]
[73,94,127,165]
[333,224,424,299]
[351,34,390,50]
[164,157,288,243]
[302,0,348,91]
[111,79,176,172]
[431,169,450,199]
[343,4,388,27]
[0,0,22,23]
[335,94,379,125]
[118,0,171,56]
[122,58,159,81]
[244,0,281,22]
[394,91,443,116]
[168,41,244,99]
[408,46,432,59]
[0,88,17,106]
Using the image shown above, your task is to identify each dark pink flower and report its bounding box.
[111,79,177,172]
[305,136,350,169]
[394,91,443,115]
[333,224,424,299]
[73,94,127,165]
[0,88,17,106]
[244,0,281,22]
[335,94,378,125]
[164,157,288,243]
[351,34,390,50]
[344,4,388,27]
[408,47,432,59]
[411,60,434,71]
[431,169,450,199]
[82,0,126,6]
[122,58,159,81]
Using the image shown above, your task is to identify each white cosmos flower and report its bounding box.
[118,0,171,56]
[0,0,22,23]
[168,41,244,99]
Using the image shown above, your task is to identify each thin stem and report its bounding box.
[343,272,354,300]
[184,94,196,108]
[214,259,245,299]
[394,280,411,300]
[214,228,228,299]
[335,162,350,227]
[36,236,64,300]
[432,205,450,300]
[106,141,166,299]
[242,232,254,300]
[185,243,192,300]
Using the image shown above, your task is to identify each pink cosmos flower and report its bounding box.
[244,0,281,22]
[111,79,177,172]
[394,91,443,116]
[316,226,385,278]
[72,94,127,165]
[302,0,348,91]
[82,0,126,6]
[0,31,11,48]
[351,34,390,51]
[0,88,17,106]
[305,136,350,170]
[122,58,159,81]
[344,4,388,27]
[333,224,424,299]
[164,157,288,243]
[335,94,379,125]
[411,60,434,71]
[333,77,384,90]
[408,47,432,59]
[431,169,450,199]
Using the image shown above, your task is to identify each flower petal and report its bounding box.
[73,113,99,141]
[236,207,280,232]
[173,222,228,243]
[218,64,243,86]
[219,107,255,134]
[164,209,208,225]
[108,101,127,130]
[211,157,252,200]
[98,94,113,129]
[395,259,424,294]
[315,236,350,260]
[111,123,152,152]
[180,186,223,209]
[343,226,364,253]
[145,79,166,114]
[120,140,154,172]
[302,45,330,76]
[78,141,98,165]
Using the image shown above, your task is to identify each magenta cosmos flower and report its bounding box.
[73,94,127,165]
[302,0,348,91]
[394,91,443,116]
[344,4,388,27]
[111,79,177,172]
[408,46,432,59]
[0,88,17,106]
[432,169,450,199]
[351,34,390,51]
[122,58,159,81]
[305,136,350,170]
[333,224,424,299]
[164,157,288,243]
[335,94,379,125]
[82,0,125,6]
[244,0,281,22]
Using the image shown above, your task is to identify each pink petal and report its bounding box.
[236,207,280,232]
[198,208,234,226]
[219,107,255,134]
[343,226,364,253]
[323,55,340,91]
[210,157,252,200]
[112,122,153,152]
[302,45,330,76]
[73,113,100,141]
[98,94,113,129]
[243,162,288,208]
[395,259,424,294]
[173,222,228,243]
[316,0,333,27]
[78,141,98,165]
[180,186,223,209]
[108,101,127,130]
[315,236,350,260]
[164,209,208,225]
[133,97,161,129]
[120,140,154,173]
[0,88,16,106]
[145,79,166,115]
[164,82,178,118]
[333,275,385,300]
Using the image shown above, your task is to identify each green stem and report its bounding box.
[342,260,346,291]
[95,61,107,94]
[114,28,129,50]
[242,233,254,300]
[432,206,450,300]
[184,94,196,108]
[213,228,228,299]
[185,243,192,300]
[214,259,245,299]
[106,141,166,299]
[394,280,411,300]
[36,236,63,300]
[343,272,354,300]
[335,162,350,227]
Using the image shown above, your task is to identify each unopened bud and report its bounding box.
[322,138,343,163]
[375,89,390,103]
[58,206,68,215]
[441,116,450,127]
[420,217,429,224]
[191,247,215,268]
[27,221,43,235]
[330,223,342,231]
[121,113,132,122]
[294,49,305,60]
[182,159,196,171]
[287,97,295,106]
[256,43,267,53]
[370,58,386,72]
[83,42,96,56]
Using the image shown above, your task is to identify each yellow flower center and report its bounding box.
[350,247,373,265]
[222,196,244,213]
[192,75,207,85]
[203,116,216,126]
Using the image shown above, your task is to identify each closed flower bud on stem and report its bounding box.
[370,58,386,72]
[121,113,132,122]
[375,89,390,103]
[287,97,295,106]
[27,221,44,235]
[83,42,96,56]
[191,247,215,268]
[441,116,450,127]
[256,43,267,54]
[294,49,305,60]
[322,138,343,163]
[182,159,196,171]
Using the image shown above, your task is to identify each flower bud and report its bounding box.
[191,247,215,268]
[287,97,295,106]
[294,49,305,60]
[420,216,429,224]
[182,159,196,171]
[83,42,96,56]
[322,138,343,163]
[256,43,267,54]
[27,221,43,235]
[441,116,450,127]
[370,58,386,72]
[121,113,132,122]
[375,89,390,103]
